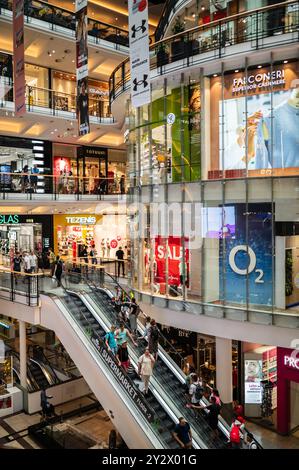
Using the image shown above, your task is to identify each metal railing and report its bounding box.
[109,0,299,103]
[0,267,41,306]
[0,171,127,199]
[0,0,129,48]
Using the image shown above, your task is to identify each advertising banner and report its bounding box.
[154,236,189,287]
[128,0,151,108]
[75,0,90,135]
[209,62,299,177]
[13,0,25,116]
[219,203,273,306]
[244,359,262,404]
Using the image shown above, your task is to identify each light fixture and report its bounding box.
[283,60,288,64]
[52,50,55,53]
[72,59,75,63]
[257,65,262,69]
[201,6,205,11]
[235,69,239,73]
[192,13,195,18]
[213,73,218,77]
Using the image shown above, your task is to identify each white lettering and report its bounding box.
[284,355,299,370]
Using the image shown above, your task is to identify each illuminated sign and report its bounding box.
[244,359,262,404]
[65,216,96,225]
[232,69,285,94]
[229,245,264,284]
[0,215,19,225]
[284,355,299,370]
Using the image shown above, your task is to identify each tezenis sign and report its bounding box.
[0,215,19,224]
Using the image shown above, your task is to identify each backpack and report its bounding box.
[230,424,241,444]
[194,384,204,401]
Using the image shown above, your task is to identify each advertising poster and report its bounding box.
[76,0,90,135]
[209,62,299,177]
[128,0,151,108]
[154,236,189,287]
[219,203,273,306]
[188,83,201,180]
[13,0,25,116]
[244,359,262,404]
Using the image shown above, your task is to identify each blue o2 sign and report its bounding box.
[219,203,273,306]
[0,215,19,224]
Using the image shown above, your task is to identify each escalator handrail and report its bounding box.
[28,345,60,385]
[11,350,39,391]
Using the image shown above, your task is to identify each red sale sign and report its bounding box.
[154,236,189,286]
[110,239,118,249]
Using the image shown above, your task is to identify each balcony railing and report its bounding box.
[0,83,113,121]
[0,0,129,48]
[0,172,127,199]
[109,0,299,103]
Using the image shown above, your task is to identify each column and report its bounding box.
[216,336,233,404]
[19,320,27,389]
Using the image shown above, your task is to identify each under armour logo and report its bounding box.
[131,20,147,38]
[133,75,148,91]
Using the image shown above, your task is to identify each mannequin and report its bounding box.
[101,238,105,258]
[106,238,111,259]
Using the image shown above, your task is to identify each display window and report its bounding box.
[207,60,299,180]
[25,64,49,107]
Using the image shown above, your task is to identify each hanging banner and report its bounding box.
[75,0,90,135]
[128,0,151,108]
[13,0,26,116]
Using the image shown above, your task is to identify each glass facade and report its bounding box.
[127,58,299,316]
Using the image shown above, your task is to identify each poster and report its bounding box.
[209,62,299,177]
[219,203,273,306]
[13,0,25,116]
[244,359,262,404]
[154,236,189,287]
[128,0,151,108]
[76,0,90,135]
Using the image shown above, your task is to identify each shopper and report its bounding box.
[21,165,29,192]
[128,297,139,336]
[189,374,203,405]
[55,256,64,287]
[105,325,118,355]
[246,432,258,449]
[148,319,159,361]
[173,417,192,449]
[185,366,196,393]
[141,316,151,340]
[48,248,56,277]
[233,400,244,419]
[23,251,31,275]
[37,252,45,275]
[120,174,125,194]
[190,396,220,440]
[115,322,137,347]
[115,246,125,277]
[40,388,54,419]
[30,164,39,193]
[89,247,97,265]
[13,252,22,284]
[138,347,155,395]
[116,341,130,372]
[29,250,37,273]
[229,416,245,449]
[210,388,222,408]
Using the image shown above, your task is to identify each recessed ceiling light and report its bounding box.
[72,59,75,63]
[235,69,239,73]
[52,50,55,53]
[213,73,218,77]
[257,65,262,68]
[115,17,118,20]
[192,13,195,18]
[201,6,205,10]
[283,60,288,64]
[54,128,58,131]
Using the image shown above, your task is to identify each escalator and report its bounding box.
[28,359,52,390]
[82,285,227,449]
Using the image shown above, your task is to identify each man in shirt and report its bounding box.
[189,374,201,405]
[105,325,118,355]
[29,250,37,273]
[116,246,125,277]
[173,417,192,449]
[48,248,56,277]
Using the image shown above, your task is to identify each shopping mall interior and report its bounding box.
[0,0,298,453]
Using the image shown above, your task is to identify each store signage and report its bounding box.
[84,147,107,158]
[76,0,90,135]
[13,0,26,116]
[232,69,285,94]
[244,359,262,404]
[284,355,299,371]
[128,0,151,108]
[167,113,176,125]
[0,215,19,225]
[92,339,153,423]
[155,237,189,286]
[228,245,264,284]
[89,87,109,97]
[110,239,118,249]
[65,216,96,225]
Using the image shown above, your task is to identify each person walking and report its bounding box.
[173,417,192,449]
[105,325,118,355]
[115,246,125,277]
[55,256,64,287]
[138,347,155,395]
[13,252,22,284]
[40,388,54,419]
[115,322,137,347]
[23,252,31,280]
[30,164,39,193]
[48,248,56,277]
[148,319,159,361]
[116,341,130,373]
[29,250,37,273]
[37,251,45,275]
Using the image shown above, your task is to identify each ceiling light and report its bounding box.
[201,6,205,11]
[283,60,288,63]
[52,50,55,53]
[234,69,239,73]
[72,59,75,63]
[54,128,58,132]
[115,17,118,20]
[213,74,218,77]
[192,13,195,18]
[257,65,262,68]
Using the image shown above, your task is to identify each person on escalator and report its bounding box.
[105,325,118,355]
[189,396,220,440]
[147,319,159,361]
[115,322,137,347]
[128,298,140,336]
[189,374,203,406]
[117,341,130,372]
[138,347,155,395]
[173,417,192,449]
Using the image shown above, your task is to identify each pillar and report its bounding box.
[19,320,27,389]
[216,336,233,404]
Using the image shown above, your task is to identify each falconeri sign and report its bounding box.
[128,0,151,108]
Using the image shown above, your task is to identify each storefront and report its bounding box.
[243,343,299,435]
[0,136,52,193]
[0,214,53,266]
[54,213,128,260]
